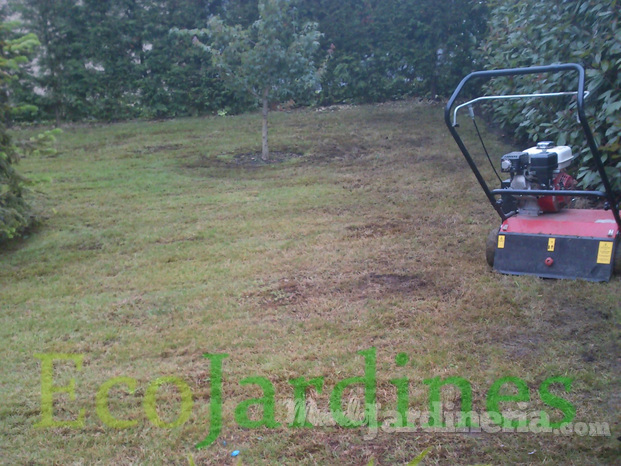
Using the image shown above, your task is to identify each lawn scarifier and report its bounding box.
[446,63,620,281]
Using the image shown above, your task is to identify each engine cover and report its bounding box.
[524,142,574,169]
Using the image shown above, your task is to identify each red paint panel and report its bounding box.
[501,209,619,238]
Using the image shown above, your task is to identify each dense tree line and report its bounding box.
[300,0,487,104]
[10,0,234,122]
[7,0,487,123]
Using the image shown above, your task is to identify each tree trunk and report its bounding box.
[261,87,269,161]
[55,104,61,128]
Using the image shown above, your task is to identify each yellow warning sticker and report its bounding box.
[498,235,505,249]
[596,242,613,264]
[547,238,556,252]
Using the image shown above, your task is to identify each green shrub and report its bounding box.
[0,22,40,241]
[481,0,621,195]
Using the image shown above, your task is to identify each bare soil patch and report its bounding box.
[232,151,306,166]
[186,150,305,170]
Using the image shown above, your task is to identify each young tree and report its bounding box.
[178,0,322,160]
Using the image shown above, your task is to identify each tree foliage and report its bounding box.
[481,0,621,194]
[0,21,39,241]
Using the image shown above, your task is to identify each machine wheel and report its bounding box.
[486,227,499,267]
[614,241,621,275]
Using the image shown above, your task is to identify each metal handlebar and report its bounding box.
[452,91,589,127]
[444,63,621,228]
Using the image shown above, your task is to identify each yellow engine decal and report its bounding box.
[547,238,556,252]
[596,241,613,265]
[498,235,505,249]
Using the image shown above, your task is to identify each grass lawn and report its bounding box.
[1,101,620,464]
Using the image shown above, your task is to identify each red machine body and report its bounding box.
[501,208,618,238]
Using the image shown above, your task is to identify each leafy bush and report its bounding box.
[0,132,28,241]
[481,0,621,195]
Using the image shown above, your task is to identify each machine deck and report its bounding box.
[493,209,619,281]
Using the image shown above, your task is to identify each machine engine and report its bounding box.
[499,141,577,215]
